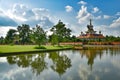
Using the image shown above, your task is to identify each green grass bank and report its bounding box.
[0,45,72,54]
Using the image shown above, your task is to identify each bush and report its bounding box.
[34,46,46,49]
[9,43,14,46]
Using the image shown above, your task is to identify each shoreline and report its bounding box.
[0,45,120,57]
[0,45,72,56]
[83,45,120,48]
[73,45,120,50]
[0,48,71,57]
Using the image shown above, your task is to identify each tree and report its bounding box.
[0,36,4,44]
[51,34,58,46]
[32,25,46,47]
[17,24,31,44]
[5,29,17,44]
[50,20,71,45]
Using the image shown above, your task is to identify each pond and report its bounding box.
[0,47,120,80]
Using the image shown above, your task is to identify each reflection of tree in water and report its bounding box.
[7,53,47,76]
[7,55,33,67]
[109,47,120,56]
[49,51,71,76]
[31,53,47,76]
[7,56,16,65]
[7,51,72,76]
[17,55,32,67]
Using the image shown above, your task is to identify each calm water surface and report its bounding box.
[0,48,120,80]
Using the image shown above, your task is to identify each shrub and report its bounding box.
[34,46,46,49]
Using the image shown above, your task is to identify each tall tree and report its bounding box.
[5,29,17,44]
[32,25,46,47]
[17,24,31,44]
[0,36,4,44]
[50,20,71,45]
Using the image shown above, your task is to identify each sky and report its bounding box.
[0,0,120,37]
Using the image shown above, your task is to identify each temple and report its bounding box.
[77,19,104,41]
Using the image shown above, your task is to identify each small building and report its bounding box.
[77,19,104,41]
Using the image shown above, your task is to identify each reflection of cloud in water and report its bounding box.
[104,68,110,73]
[111,58,120,69]
[78,65,91,80]
[66,76,73,80]
[95,75,100,80]
[1,49,120,80]
[1,67,28,80]
[78,64,111,80]
[0,57,7,63]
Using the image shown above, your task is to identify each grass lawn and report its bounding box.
[0,45,72,53]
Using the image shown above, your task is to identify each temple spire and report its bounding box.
[90,19,92,25]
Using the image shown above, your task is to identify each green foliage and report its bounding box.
[32,25,46,47]
[105,35,120,42]
[5,29,17,44]
[0,36,4,44]
[9,43,14,46]
[2,21,120,45]
[51,34,58,45]
[34,46,46,49]
[50,20,72,45]
[17,24,31,44]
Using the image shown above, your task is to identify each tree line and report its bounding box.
[0,20,120,46]
[0,20,75,46]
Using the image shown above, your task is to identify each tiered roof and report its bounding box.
[78,19,104,39]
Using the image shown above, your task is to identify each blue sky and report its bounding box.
[0,0,120,37]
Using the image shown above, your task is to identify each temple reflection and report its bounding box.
[79,47,120,70]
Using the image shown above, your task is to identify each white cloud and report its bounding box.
[0,9,17,26]
[7,10,27,22]
[78,1,87,5]
[7,3,35,22]
[116,12,120,16]
[76,4,120,36]
[6,3,54,28]
[12,3,28,16]
[65,5,73,12]
[7,4,29,22]
[32,8,50,21]
[92,7,99,13]
[103,15,111,19]
[0,9,4,16]
[110,17,120,28]
[95,17,120,36]
[76,6,92,24]
[0,3,55,37]
[94,16,101,20]
[0,26,16,37]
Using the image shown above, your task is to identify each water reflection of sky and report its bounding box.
[0,48,120,80]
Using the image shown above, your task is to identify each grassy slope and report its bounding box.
[0,45,72,53]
